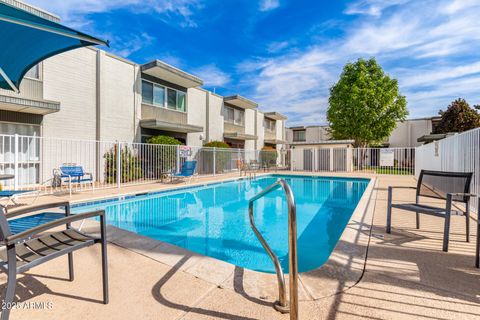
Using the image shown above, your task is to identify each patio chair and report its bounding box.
[386,170,475,252]
[265,159,278,172]
[249,160,261,171]
[0,202,108,320]
[171,160,197,183]
[55,164,94,196]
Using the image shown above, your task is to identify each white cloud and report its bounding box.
[240,0,480,126]
[344,0,411,16]
[259,0,280,12]
[193,65,231,88]
[107,32,155,57]
[27,0,202,28]
[27,0,203,58]
[267,41,290,53]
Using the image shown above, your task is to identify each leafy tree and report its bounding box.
[433,98,480,134]
[327,58,408,147]
[147,135,183,145]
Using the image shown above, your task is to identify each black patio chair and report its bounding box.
[386,170,475,253]
[0,202,108,320]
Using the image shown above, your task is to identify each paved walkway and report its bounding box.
[1,174,479,319]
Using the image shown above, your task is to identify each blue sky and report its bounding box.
[30,0,480,126]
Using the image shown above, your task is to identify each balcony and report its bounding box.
[140,104,203,133]
[0,78,60,115]
[224,122,257,141]
[264,129,276,141]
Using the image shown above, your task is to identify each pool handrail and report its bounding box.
[248,179,298,320]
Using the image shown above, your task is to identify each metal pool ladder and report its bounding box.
[248,179,298,320]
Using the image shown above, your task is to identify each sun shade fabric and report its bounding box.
[0,1,109,91]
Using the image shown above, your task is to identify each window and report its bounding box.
[142,81,153,104]
[141,80,187,112]
[167,88,177,110]
[177,91,186,112]
[264,118,275,131]
[234,109,244,125]
[224,106,234,122]
[25,64,40,79]
[153,85,165,106]
[293,130,306,142]
[224,106,244,125]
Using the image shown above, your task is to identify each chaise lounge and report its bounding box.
[171,160,197,183]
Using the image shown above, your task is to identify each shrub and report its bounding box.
[104,145,143,183]
[147,135,183,145]
[260,146,278,166]
[144,135,183,176]
[203,141,230,148]
[202,140,231,174]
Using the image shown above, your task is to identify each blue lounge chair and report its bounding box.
[57,165,94,195]
[172,160,197,183]
[0,189,39,207]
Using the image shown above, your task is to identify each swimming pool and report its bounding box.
[73,175,369,273]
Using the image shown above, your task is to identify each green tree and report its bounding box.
[433,98,480,134]
[327,58,408,147]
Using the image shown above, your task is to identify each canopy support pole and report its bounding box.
[0,66,19,93]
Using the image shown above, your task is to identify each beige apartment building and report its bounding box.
[0,1,287,155]
[286,117,441,148]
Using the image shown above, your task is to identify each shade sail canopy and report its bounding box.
[0,1,109,92]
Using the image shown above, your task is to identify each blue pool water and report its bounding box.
[73,175,369,273]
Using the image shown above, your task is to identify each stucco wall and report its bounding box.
[388,119,432,147]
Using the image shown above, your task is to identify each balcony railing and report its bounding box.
[141,104,187,125]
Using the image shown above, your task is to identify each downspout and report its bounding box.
[95,50,102,141]
[95,50,102,180]
[206,91,210,142]
[254,109,258,150]
[133,64,139,141]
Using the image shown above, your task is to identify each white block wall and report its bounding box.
[187,87,207,147]
[42,48,97,140]
[99,53,137,142]
[256,111,265,150]
[207,92,224,142]
[244,108,256,150]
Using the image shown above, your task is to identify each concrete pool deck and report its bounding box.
[1,172,480,319]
